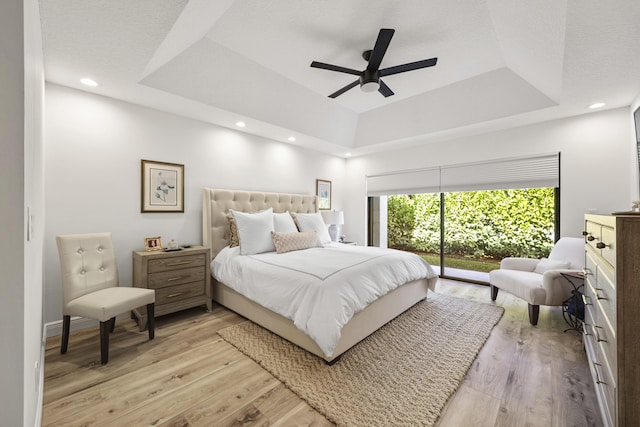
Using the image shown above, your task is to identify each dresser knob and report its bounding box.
[582,231,589,236]
[587,235,595,241]
[596,242,606,249]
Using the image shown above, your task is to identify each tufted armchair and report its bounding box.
[56,232,156,364]
[489,237,584,325]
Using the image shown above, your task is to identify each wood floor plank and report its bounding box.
[42,279,602,427]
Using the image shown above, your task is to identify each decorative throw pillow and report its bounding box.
[274,211,298,233]
[534,258,571,274]
[290,212,332,244]
[272,231,323,254]
[225,212,239,248]
[230,208,275,255]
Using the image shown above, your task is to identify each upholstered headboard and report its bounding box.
[202,188,318,260]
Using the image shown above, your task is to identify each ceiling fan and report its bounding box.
[310,28,438,98]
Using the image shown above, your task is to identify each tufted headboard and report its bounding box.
[202,188,318,260]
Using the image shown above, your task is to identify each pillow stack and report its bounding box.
[227,209,328,255]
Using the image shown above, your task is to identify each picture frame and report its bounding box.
[144,236,163,251]
[141,159,184,213]
[316,179,332,210]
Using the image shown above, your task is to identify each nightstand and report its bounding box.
[132,246,211,330]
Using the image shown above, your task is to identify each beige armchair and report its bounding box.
[56,232,155,364]
[489,237,584,325]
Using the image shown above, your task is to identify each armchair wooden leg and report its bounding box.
[528,304,540,326]
[100,320,110,365]
[147,303,155,340]
[61,315,70,354]
[490,285,499,301]
[109,317,116,333]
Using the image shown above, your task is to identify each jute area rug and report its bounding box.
[218,292,504,427]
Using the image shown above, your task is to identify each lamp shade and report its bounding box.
[321,210,344,225]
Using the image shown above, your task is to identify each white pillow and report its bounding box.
[273,211,298,233]
[534,258,570,274]
[291,212,332,244]
[230,208,275,255]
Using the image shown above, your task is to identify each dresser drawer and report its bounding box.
[148,254,206,273]
[585,220,615,269]
[155,281,206,305]
[149,266,205,289]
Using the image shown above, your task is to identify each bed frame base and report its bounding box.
[213,277,436,363]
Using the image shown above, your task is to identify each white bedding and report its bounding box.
[211,243,437,357]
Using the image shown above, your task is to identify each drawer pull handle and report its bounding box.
[166,293,183,298]
[583,323,593,336]
[166,260,194,266]
[596,242,606,249]
[593,325,607,343]
[594,288,608,300]
[587,235,596,241]
[167,276,185,282]
[581,294,592,306]
[583,268,593,276]
[593,362,607,385]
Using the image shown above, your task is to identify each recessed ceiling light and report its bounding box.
[588,102,606,109]
[345,152,352,157]
[80,78,99,87]
[287,136,296,142]
[235,121,246,128]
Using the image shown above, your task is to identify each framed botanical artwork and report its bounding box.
[141,160,184,213]
[316,179,332,210]
[144,236,163,251]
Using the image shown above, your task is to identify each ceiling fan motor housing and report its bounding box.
[360,69,380,92]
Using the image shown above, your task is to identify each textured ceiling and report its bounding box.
[39,0,640,156]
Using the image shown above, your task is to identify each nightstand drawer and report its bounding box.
[148,254,206,273]
[148,266,205,289]
[156,282,206,305]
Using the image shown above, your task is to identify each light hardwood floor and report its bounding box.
[42,279,602,426]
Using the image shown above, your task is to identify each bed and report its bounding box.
[202,188,438,363]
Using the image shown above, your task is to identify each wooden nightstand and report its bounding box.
[132,246,212,330]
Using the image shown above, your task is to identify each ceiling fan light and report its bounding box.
[361,81,380,93]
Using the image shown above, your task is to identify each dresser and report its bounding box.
[132,246,212,330]
[583,214,640,427]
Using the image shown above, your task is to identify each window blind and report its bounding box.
[366,153,559,196]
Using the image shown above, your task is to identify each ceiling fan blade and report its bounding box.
[367,28,395,71]
[328,79,359,98]
[379,57,438,77]
[378,80,394,97]
[311,61,361,76]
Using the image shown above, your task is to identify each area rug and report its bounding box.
[218,292,504,427]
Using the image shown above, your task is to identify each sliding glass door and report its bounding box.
[366,153,561,284]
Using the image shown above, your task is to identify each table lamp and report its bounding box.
[321,210,344,242]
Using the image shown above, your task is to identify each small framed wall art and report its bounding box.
[144,236,163,251]
[316,179,332,210]
[141,159,184,213]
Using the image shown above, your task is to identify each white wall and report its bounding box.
[630,95,640,202]
[44,84,346,326]
[344,107,633,245]
[1,0,45,425]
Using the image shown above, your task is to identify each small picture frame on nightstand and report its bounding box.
[144,236,163,251]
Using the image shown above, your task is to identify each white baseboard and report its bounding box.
[45,313,132,338]
[45,317,98,338]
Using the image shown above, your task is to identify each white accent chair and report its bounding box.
[56,232,156,364]
[489,237,584,325]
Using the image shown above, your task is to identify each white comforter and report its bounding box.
[211,243,437,357]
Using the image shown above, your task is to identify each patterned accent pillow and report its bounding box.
[272,231,323,254]
[226,212,239,248]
